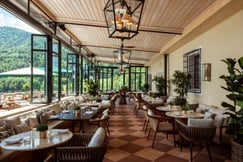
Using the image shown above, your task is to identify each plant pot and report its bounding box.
[75,110,81,116]
[231,139,243,162]
[39,131,47,139]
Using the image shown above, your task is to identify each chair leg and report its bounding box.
[190,142,193,162]
[180,137,184,152]
[142,119,146,130]
[152,131,157,148]
[133,105,137,112]
[106,123,110,135]
[147,128,151,140]
[206,142,213,162]
[173,131,176,147]
[144,121,149,134]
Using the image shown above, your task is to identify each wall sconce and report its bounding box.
[202,63,211,81]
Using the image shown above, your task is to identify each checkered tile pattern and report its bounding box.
[92,99,231,162]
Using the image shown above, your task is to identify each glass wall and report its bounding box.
[52,39,61,102]
[31,35,48,103]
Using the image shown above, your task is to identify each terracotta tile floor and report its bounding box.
[91,99,231,162]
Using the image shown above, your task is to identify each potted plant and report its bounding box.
[220,57,243,162]
[143,83,150,94]
[23,83,30,100]
[74,106,81,116]
[152,75,167,97]
[172,70,191,107]
[84,79,98,96]
[37,124,48,139]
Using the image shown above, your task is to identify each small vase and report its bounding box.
[75,110,81,116]
[39,131,47,139]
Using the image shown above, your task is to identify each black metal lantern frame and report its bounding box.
[104,0,145,39]
[113,49,131,65]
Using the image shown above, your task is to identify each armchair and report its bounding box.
[56,128,108,162]
[175,119,216,162]
[147,109,175,147]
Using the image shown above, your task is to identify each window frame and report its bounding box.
[183,48,201,94]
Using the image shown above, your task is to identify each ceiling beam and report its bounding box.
[95,56,149,62]
[55,18,182,35]
[81,43,160,53]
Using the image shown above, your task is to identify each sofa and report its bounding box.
[195,103,232,146]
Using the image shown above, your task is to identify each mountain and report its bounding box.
[0,26,31,72]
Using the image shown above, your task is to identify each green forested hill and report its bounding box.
[0,26,31,72]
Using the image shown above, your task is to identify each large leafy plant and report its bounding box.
[172,70,191,106]
[220,57,243,144]
[152,75,167,97]
[84,79,98,96]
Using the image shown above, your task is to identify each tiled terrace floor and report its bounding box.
[99,99,231,162]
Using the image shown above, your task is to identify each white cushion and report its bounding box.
[204,112,215,119]
[88,127,106,147]
[213,115,224,127]
[188,119,213,127]
[147,109,154,115]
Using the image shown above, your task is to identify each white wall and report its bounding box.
[148,55,164,92]
[149,9,243,107]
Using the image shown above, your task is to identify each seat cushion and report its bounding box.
[204,112,215,119]
[88,127,106,147]
[158,122,173,131]
[188,118,213,128]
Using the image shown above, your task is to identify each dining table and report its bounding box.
[0,129,73,162]
[165,111,204,120]
[49,107,98,133]
[165,110,204,147]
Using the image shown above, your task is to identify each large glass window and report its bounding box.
[31,35,48,103]
[52,39,61,101]
[130,66,146,91]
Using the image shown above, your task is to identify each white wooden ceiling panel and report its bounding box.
[9,0,230,65]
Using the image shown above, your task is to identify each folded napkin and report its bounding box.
[4,137,23,144]
[85,111,93,114]
[172,111,181,116]
[55,129,69,134]
[49,115,59,119]
[62,110,70,113]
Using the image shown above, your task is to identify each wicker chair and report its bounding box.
[56,132,108,162]
[89,112,110,136]
[134,97,145,117]
[147,109,175,148]
[175,119,216,162]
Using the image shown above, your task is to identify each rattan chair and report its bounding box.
[134,97,145,117]
[175,119,216,162]
[89,113,110,136]
[56,133,108,162]
[147,109,175,148]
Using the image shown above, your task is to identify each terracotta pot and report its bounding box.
[231,139,243,162]
[39,131,47,139]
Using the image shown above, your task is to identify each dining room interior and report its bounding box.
[0,0,243,162]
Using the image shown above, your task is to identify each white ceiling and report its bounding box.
[3,0,243,66]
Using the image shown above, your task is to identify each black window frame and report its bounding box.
[183,48,201,93]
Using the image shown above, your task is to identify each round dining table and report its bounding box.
[165,111,204,119]
[1,129,73,162]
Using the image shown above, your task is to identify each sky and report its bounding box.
[0,8,40,33]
